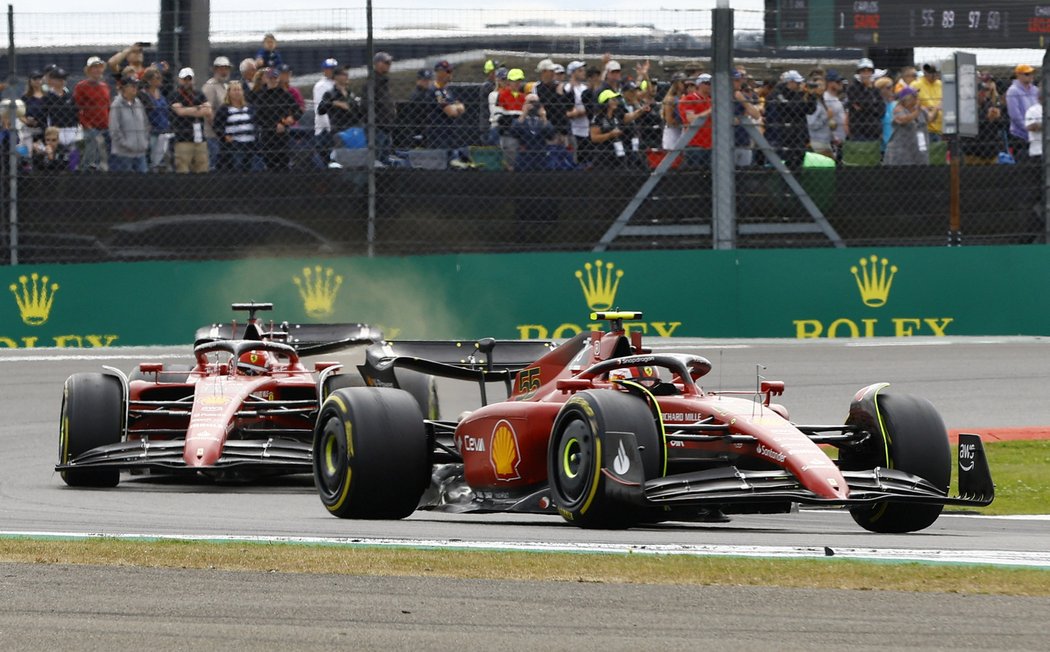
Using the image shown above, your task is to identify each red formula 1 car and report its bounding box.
[315,311,994,532]
[56,302,435,487]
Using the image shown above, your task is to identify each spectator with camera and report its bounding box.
[805,76,835,159]
[108,74,149,172]
[108,42,151,81]
[883,86,928,166]
[31,126,70,173]
[509,93,556,172]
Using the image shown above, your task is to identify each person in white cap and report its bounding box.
[599,59,622,95]
[765,70,812,169]
[313,57,339,147]
[202,56,232,169]
[169,67,212,173]
[845,57,884,143]
[73,55,111,170]
[534,58,572,144]
[565,61,590,159]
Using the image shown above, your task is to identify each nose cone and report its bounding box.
[184,433,223,467]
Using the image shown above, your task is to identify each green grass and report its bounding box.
[949,440,1050,515]
[2,538,1048,596]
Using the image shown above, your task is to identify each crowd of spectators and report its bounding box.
[1,38,1043,174]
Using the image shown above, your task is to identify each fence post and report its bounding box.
[6,4,17,266]
[1043,47,1050,245]
[711,2,735,250]
[366,0,376,258]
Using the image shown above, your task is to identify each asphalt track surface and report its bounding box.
[2,338,1049,648]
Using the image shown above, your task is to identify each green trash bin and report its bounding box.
[799,152,836,213]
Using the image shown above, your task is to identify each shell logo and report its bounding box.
[490,419,521,481]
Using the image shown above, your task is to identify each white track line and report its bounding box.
[2,531,1048,569]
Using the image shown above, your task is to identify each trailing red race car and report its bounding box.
[315,311,994,532]
[56,302,436,487]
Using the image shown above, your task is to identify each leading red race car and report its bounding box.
[315,311,994,532]
[56,302,435,487]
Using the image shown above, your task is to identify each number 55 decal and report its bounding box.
[516,367,541,399]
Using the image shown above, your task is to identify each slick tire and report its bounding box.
[843,392,951,533]
[59,372,124,488]
[321,372,366,400]
[313,387,430,519]
[547,390,661,529]
[397,369,440,420]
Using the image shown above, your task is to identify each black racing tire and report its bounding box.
[397,369,440,420]
[59,373,124,488]
[321,372,366,400]
[313,387,430,519]
[842,392,951,533]
[547,390,662,529]
[128,363,193,383]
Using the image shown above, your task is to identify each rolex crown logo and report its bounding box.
[850,255,898,308]
[9,273,59,326]
[575,259,624,312]
[293,266,343,319]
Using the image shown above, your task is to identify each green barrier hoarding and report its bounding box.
[2,245,1048,347]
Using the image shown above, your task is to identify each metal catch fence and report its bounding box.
[0,5,1045,263]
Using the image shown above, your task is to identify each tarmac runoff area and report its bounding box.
[949,427,1050,443]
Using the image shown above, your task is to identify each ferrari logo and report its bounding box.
[293,265,343,319]
[9,272,59,326]
[490,420,521,481]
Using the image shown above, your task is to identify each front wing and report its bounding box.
[603,431,994,510]
[55,437,312,474]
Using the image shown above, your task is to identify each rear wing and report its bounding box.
[194,322,383,356]
[360,339,558,403]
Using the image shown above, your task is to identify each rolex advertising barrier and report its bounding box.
[2,245,1048,348]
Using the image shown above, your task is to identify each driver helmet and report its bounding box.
[609,365,659,384]
[237,350,273,375]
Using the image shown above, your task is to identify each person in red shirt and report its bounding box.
[495,68,527,169]
[73,56,112,170]
[677,73,713,167]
